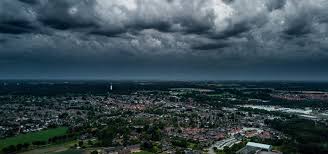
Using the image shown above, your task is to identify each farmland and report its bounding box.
[0,127,68,150]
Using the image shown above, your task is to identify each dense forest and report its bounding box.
[265,118,328,154]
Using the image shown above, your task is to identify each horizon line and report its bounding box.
[0,78,328,82]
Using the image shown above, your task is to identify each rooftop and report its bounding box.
[247,142,272,150]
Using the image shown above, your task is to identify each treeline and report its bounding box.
[181,93,234,108]
[265,118,328,154]
[1,133,78,154]
[48,133,77,144]
[0,81,207,96]
[2,143,30,154]
[183,88,328,109]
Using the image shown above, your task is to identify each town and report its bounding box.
[0,81,328,154]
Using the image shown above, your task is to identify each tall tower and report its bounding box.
[110,83,113,91]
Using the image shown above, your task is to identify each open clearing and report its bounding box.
[0,127,68,150]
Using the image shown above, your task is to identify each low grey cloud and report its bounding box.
[0,0,327,80]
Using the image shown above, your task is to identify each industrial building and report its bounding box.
[236,142,282,154]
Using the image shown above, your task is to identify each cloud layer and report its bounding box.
[0,0,327,80]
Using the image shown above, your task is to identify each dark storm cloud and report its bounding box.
[36,0,97,30]
[192,42,230,50]
[266,0,286,11]
[284,20,312,37]
[0,0,328,80]
[89,29,126,37]
[0,38,6,43]
[18,0,39,5]
[0,0,39,34]
[0,21,37,34]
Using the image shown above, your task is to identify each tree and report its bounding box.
[171,138,188,148]
[16,144,23,151]
[78,141,84,147]
[141,141,153,150]
[223,146,230,153]
[7,145,17,153]
[176,149,185,154]
[88,140,93,145]
[23,143,30,149]
[91,150,98,154]
[2,147,9,153]
[59,112,69,119]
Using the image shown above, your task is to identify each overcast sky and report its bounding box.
[0,0,327,80]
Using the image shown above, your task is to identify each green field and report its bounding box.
[207,94,223,97]
[19,140,78,154]
[0,127,68,150]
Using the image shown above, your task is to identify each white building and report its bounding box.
[246,142,272,151]
[236,142,281,154]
